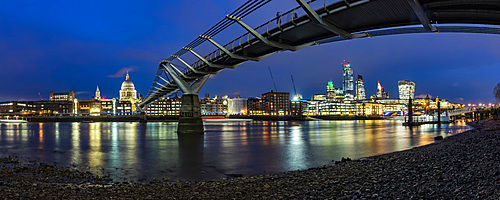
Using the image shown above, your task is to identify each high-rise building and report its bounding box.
[342,61,355,100]
[356,75,366,100]
[374,81,389,99]
[326,81,335,101]
[398,80,415,100]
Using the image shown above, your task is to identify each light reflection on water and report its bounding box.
[0,120,471,181]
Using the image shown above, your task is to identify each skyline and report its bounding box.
[1,0,500,104]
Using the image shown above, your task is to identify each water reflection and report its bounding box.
[0,120,471,181]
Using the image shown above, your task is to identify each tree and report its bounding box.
[494,83,500,102]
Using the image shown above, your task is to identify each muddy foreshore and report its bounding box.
[0,119,499,199]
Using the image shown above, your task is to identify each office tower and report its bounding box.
[356,75,366,100]
[326,81,335,101]
[342,61,355,100]
[398,80,415,100]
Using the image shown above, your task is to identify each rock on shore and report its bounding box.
[1,120,499,199]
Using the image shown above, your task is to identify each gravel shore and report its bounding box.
[1,120,499,199]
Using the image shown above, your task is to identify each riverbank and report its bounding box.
[0,119,499,198]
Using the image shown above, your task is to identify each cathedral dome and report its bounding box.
[119,71,138,100]
[121,79,135,90]
[121,71,136,90]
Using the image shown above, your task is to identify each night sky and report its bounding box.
[1,0,499,104]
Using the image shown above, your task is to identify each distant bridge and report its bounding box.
[138,0,500,109]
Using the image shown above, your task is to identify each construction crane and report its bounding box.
[291,75,297,97]
[268,66,277,91]
[38,92,44,101]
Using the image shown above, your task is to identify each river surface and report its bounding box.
[0,120,471,181]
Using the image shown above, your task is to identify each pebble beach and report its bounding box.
[1,119,499,199]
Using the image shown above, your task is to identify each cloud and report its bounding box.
[456,97,464,101]
[452,83,460,87]
[75,91,90,95]
[108,67,135,78]
[415,94,431,99]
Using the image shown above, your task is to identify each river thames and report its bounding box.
[0,120,471,181]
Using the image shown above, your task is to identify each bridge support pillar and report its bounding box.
[161,63,210,134]
[178,94,204,134]
[139,111,147,123]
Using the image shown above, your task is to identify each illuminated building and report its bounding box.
[247,97,264,115]
[315,101,356,116]
[49,91,75,102]
[94,86,101,100]
[335,88,344,100]
[398,80,415,100]
[356,75,366,100]
[119,71,138,100]
[342,61,355,100]
[326,81,335,101]
[228,96,247,115]
[291,99,308,116]
[356,102,383,116]
[146,95,182,116]
[313,94,326,101]
[118,71,141,113]
[200,94,228,115]
[262,90,290,115]
[373,81,389,99]
[0,101,28,115]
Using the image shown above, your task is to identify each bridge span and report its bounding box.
[137,0,500,133]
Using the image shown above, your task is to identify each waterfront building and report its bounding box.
[374,99,407,113]
[200,94,228,115]
[356,102,383,116]
[0,101,29,116]
[77,100,102,116]
[356,75,366,100]
[398,80,415,100]
[247,97,264,115]
[316,101,356,116]
[228,97,247,115]
[342,61,355,100]
[262,90,290,115]
[49,91,75,102]
[146,95,182,116]
[313,94,326,101]
[291,99,308,116]
[326,81,335,101]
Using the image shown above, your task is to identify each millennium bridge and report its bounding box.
[136,0,500,133]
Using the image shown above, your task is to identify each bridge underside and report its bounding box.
[138,0,500,131]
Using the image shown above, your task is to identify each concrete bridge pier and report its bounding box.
[162,63,210,134]
[178,94,204,134]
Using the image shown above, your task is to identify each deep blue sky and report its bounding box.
[1,0,499,104]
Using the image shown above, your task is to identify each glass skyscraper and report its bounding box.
[342,62,354,100]
[398,80,415,100]
[356,75,366,100]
